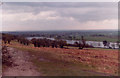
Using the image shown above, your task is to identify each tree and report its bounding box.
[2,34,13,44]
[58,40,67,48]
[74,41,79,47]
[79,36,86,49]
[7,38,11,44]
[103,40,108,47]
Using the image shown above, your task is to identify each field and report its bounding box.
[5,30,118,42]
[3,41,118,76]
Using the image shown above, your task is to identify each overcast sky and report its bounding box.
[2,2,118,31]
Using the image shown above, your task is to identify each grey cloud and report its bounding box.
[3,2,117,8]
[2,2,118,31]
[3,2,117,21]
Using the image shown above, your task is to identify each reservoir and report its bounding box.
[26,37,119,49]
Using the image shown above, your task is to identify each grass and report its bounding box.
[5,41,118,76]
[8,45,96,76]
[64,46,115,51]
[85,36,118,42]
[33,59,97,76]
[86,48,116,51]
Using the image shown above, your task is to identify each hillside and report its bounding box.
[2,41,118,76]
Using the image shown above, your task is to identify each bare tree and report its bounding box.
[79,36,86,49]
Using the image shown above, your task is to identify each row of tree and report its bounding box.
[17,37,30,45]
[31,38,67,48]
[2,33,30,46]
[2,33,93,49]
[30,36,92,49]
[4,33,117,49]
[2,33,17,44]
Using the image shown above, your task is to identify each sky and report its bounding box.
[2,0,119,2]
[2,2,118,31]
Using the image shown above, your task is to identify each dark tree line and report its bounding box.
[2,33,30,46]
[31,38,67,48]
[17,37,30,45]
[2,34,93,49]
[30,36,93,49]
[2,33,17,44]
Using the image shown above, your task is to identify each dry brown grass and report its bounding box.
[5,41,118,76]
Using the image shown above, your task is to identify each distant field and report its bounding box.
[5,30,118,42]
[85,36,118,42]
[4,41,118,76]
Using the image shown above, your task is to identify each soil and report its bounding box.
[2,47,40,76]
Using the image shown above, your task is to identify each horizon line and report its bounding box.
[1,29,118,32]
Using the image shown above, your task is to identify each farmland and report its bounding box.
[4,30,118,42]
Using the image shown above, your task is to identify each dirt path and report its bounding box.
[2,47,40,76]
[2,47,114,76]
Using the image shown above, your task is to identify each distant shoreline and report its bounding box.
[1,29,118,33]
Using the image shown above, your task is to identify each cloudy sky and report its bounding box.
[2,2,118,31]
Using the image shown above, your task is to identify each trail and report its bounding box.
[2,47,40,76]
[2,47,114,76]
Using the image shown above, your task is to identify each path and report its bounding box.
[2,47,114,76]
[3,47,40,76]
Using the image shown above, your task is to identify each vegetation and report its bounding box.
[2,33,94,50]
[6,41,118,76]
[2,33,17,44]
[2,32,118,76]
[31,38,67,48]
[2,30,119,76]
[2,33,120,50]
[4,30,118,42]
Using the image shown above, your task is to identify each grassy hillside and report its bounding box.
[4,41,118,76]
